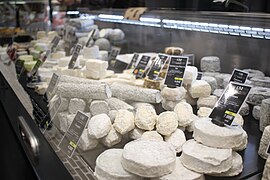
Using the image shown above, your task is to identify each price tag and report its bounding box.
[229,69,249,83]
[85,29,96,47]
[45,73,59,100]
[27,59,43,77]
[183,54,195,66]
[15,59,25,79]
[196,72,203,80]
[164,56,188,88]
[210,82,252,126]
[58,111,89,158]
[126,53,139,69]
[109,46,121,61]
[133,55,151,78]
[68,44,82,69]
[147,54,169,80]
[50,36,61,53]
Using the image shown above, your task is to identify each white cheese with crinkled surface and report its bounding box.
[260,98,270,132]
[164,129,186,153]
[106,97,134,111]
[89,100,110,116]
[197,95,217,109]
[189,80,211,98]
[247,87,270,106]
[239,102,249,116]
[78,128,98,151]
[180,139,232,174]
[140,131,163,141]
[161,99,180,111]
[121,140,176,178]
[161,86,186,101]
[102,126,122,147]
[174,101,194,127]
[252,105,261,120]
[200,56,220,72]
[202,76,217,93]
[129,127,145,140]
[151,157,204,180]
[259,126,270,159]
[135,105,157,130]
[114,109,135,135]
[88,114,112,139]
[68,98,86,114]
[183,66,198,86]
[95,149,143,180]
[197,107,212,118]
[108,110,117,123]
[156,111,178,136]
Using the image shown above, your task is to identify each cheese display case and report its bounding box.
[1,3,270,180]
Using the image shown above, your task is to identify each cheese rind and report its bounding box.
[156,111,178,136]
[259,126,270,159]
[200,56,220,72]
[260,98,270,132]
[252,105,261,120]
[68,98,86,114]
[87,114,112,139]
[102,127,122,147]
[78,129,98,151]
[106,97,134,111]
[89,100,110,116]
[135,105,157,131]
[197,107,212,118]
[202,76,217,93]
[140,131,163,141]
[189,80,211,98]
[114,109,135,135]
[164,129,186,153]
[129,127,145,140]
[197,95,217,109]
[161,86,186,101]
[174,102,194,127]
[247,87,270,106]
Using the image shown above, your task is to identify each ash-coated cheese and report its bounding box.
[258,126,270,159]
[140,131,163,141]
[68,98,86,114]
[242,69,265,79]
[174,101,194,127]
[183,66,198,86]
[89,100,110,116]
[260,98,270,132]
[114,109,135,135]
[180,139,232,174]
[94,38,111,51]
[210,151,243,177]
[197,95,217,109]
[55,82,112,100]
[121,140,176,178]
[200,56,220,72]
[189,80,211,98]
[87,114,112,139]
[262,156,270,180]
[247,86,270,106]
[156,111,178,136]
[213,88,224,98]
[161,99,180,111]
[106,97,134,111]
[239,102,249,116]
[164,129,186,153]
[78,128,98,151]
[129,127,145,140]
[193,118,247,150]
[102,126,122,147]
[58,75,101,85]
[161,86,186,101]
[202,76,217,93]
[252,105,261,120]
[95,149,143,180]
[197,107,212,118]
[151,157,204,180]
[83,45,99,59]
[135,105,157,130]
[111,82,162,103]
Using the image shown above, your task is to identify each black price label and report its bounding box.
[15,60,25,78]
[147,54,169,80]
[28,59,43,77]
[164,56,188,88]
[46,73,59,100]
[196,72,203,80]
[58,111,89,158]
[85,29,96,47]
[126,53,139,69]
[229,69,249,84]
[133,55,151,78]
[50,36,61,53]
[68,44,82,69]
[109,46,121,61]
[209,82,252,126]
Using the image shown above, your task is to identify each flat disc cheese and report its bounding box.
[122,140,176,178]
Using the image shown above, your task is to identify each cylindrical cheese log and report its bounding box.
[113,110,135,135]
[197,95,217,109]
[189,80,211,98]
[151,157,204,180]
[59,75,101,84]
[129,127,145,140]
[55,82,112,100]
[121,140,176,178]
[68,98,86,114]
[111,82,162,103]
[174,102,194,127]
[89,100,110,116]
[183,66,198,86]
[78,129,98,151]
[200,56,220,72]
[259,126,270,159]
[156,111,178,136]
[247,87,270,106]
[210,151,243,177]
[260,99,270,132]
[180,139,232,174]
[95,149,143,180]
[161,86,186,101]
[164,129,186,153]
[193,118,247,150]
[252,105,261,120]
[102,127,122,147]
[106,97,134,111]
[202,76,217,93]
[140,131,163,141]
[88,114,112,139]
[135,104,157,131]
